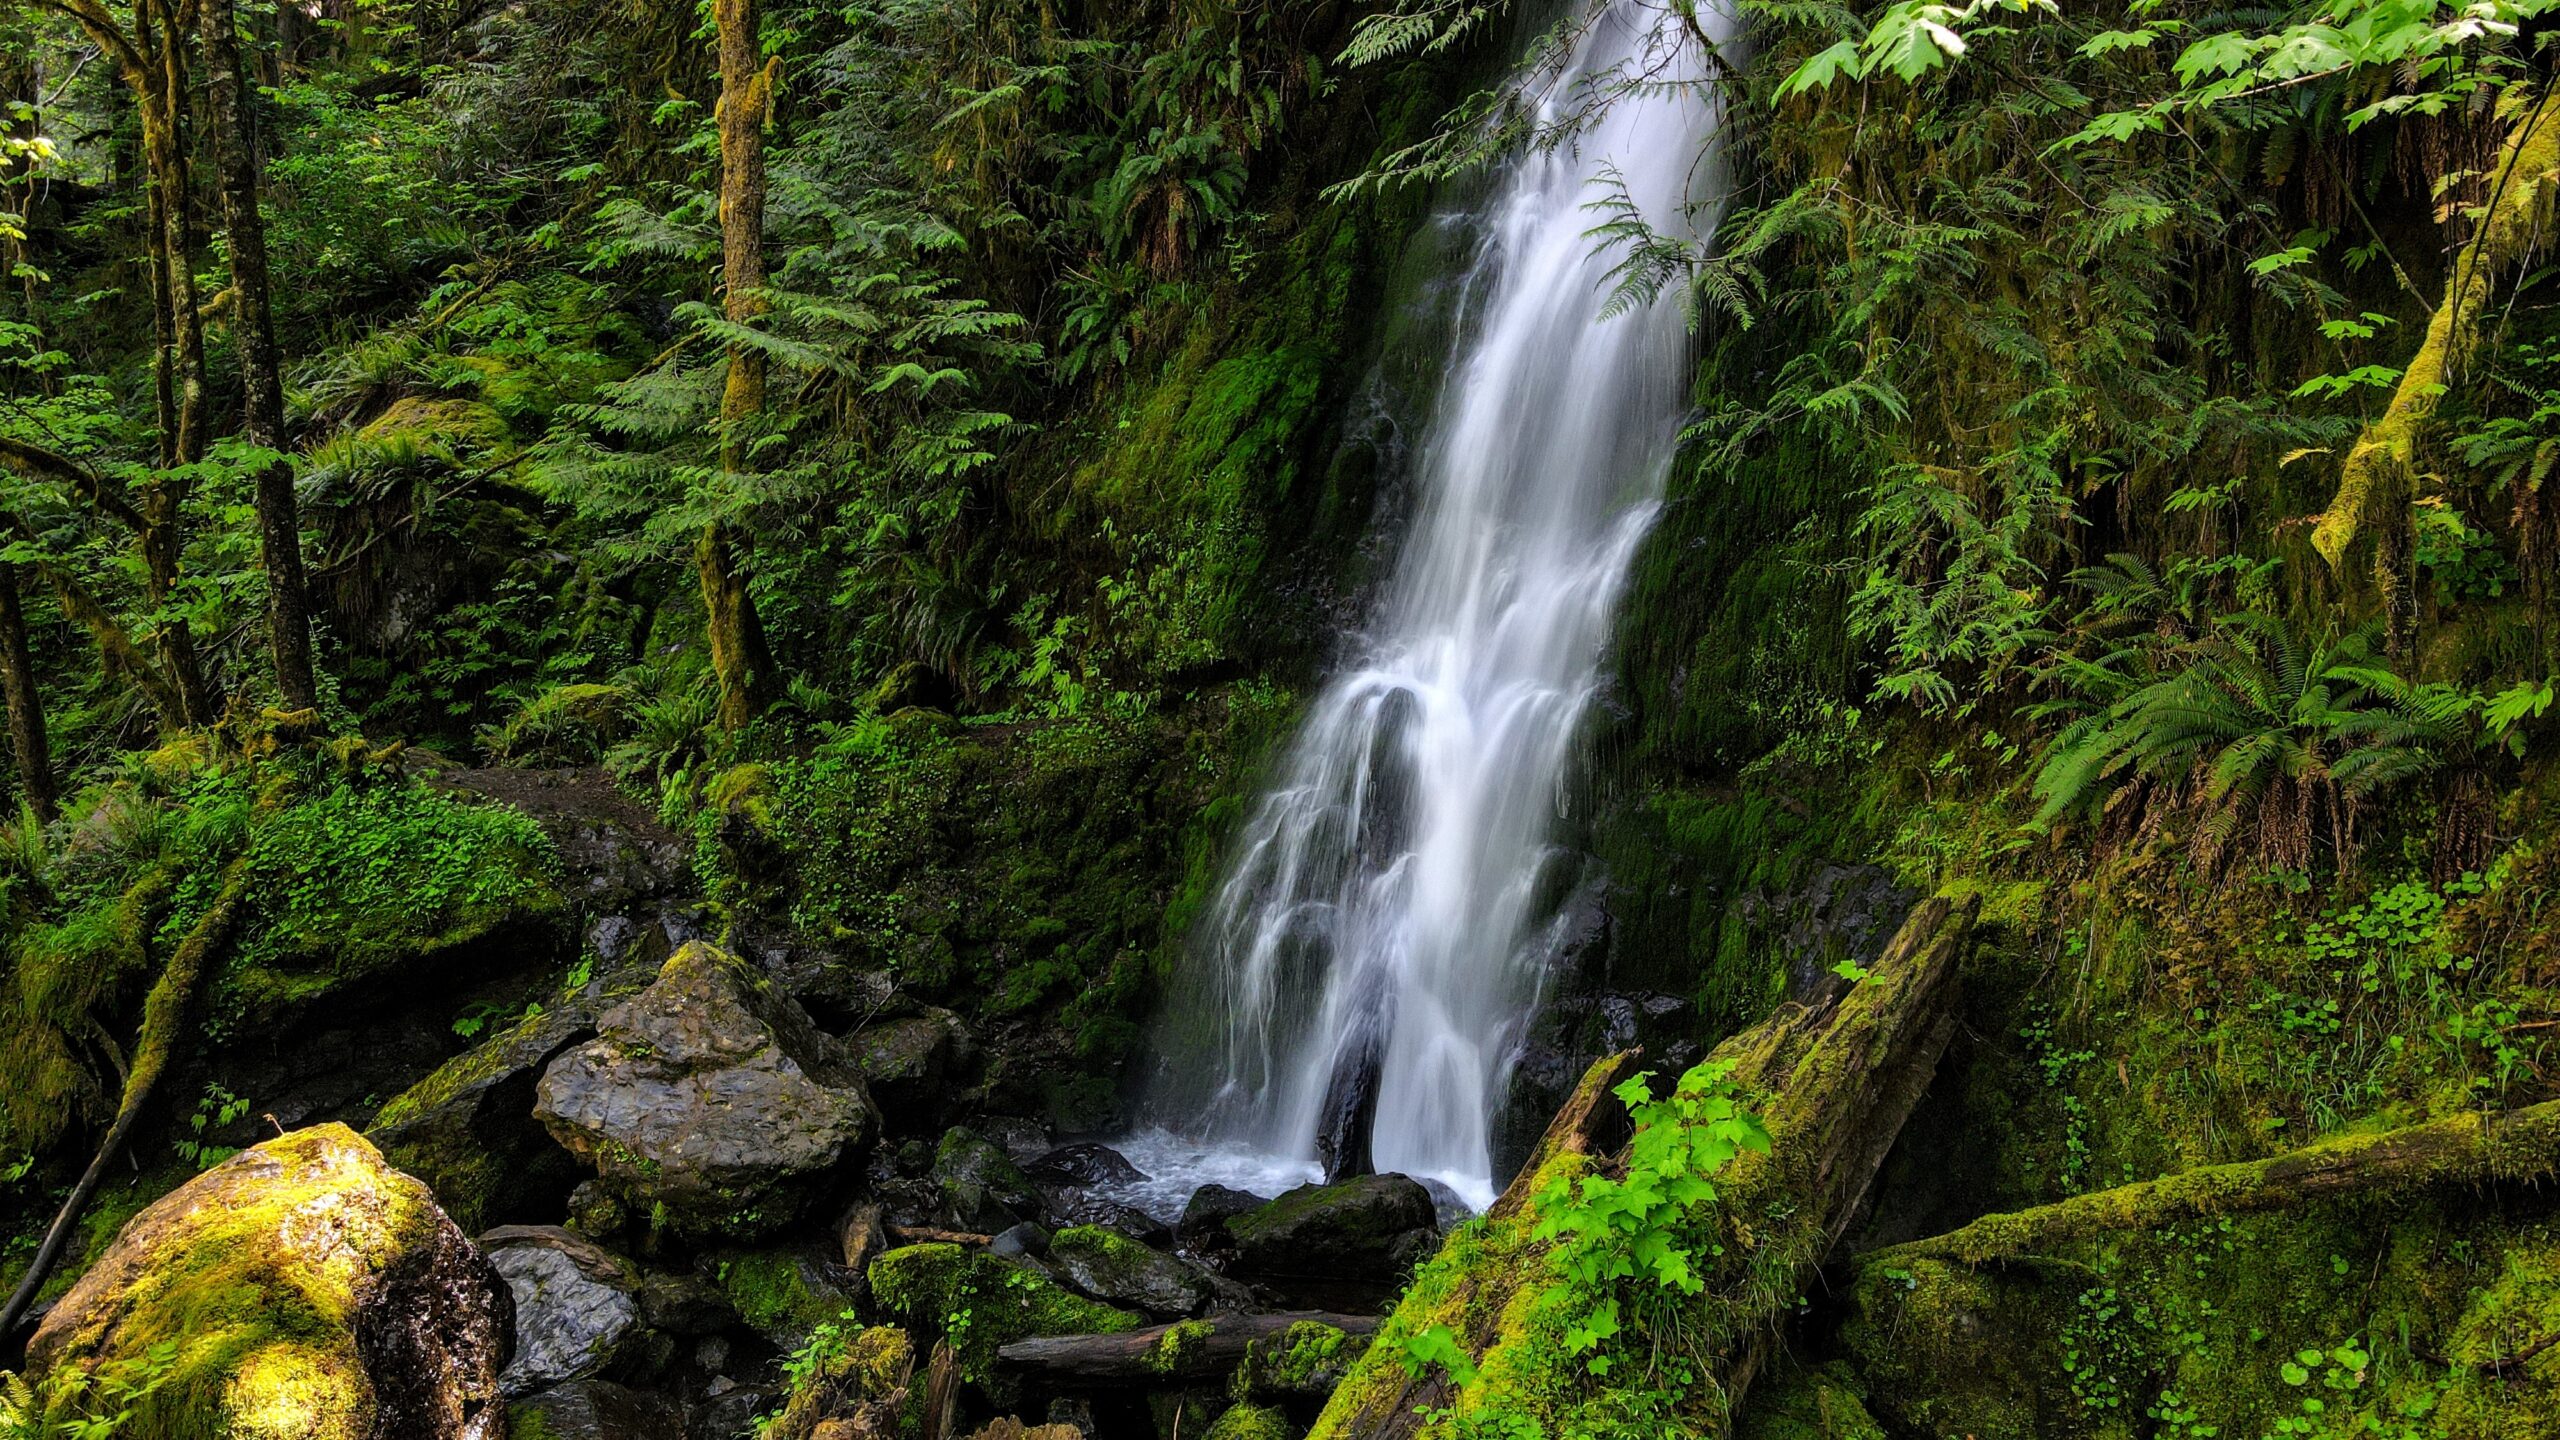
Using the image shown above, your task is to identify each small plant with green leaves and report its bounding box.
[1530,1060,1771,1378]
[174,1084,251,1171]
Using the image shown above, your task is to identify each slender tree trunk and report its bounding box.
[201,0,318,713]
[703,0,777,732]
[133,0,214,725]
[0,564,56,823]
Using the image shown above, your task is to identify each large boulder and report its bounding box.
[535,940,878,1237]
[1224,1174,1437,1282]
[369,1001,599,1231]
[1045,1225,1212,1317]
[477,1226,661,1397]
[26,1124,511,1440]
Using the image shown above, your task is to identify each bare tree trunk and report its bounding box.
[201,0,318,713]
[702,0,777,732]
[0,564,56,823]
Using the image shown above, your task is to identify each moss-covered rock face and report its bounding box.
[368,1000,598,1231]
[934,1126,1045,1232]
[1843,1201,2560,1440]
[1047,1224,1213,1317]
[25,1124,509,1440]
[1225,1174,1438,1282]
[866,1243,1138,1386]
[534,940,877,1238]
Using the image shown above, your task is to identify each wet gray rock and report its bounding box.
[854,1009,967,1127]
[991,1222,1052,1260]
[933,1126,1044,1231]
[1042,1189,1171,1246]
[1046,1226,1213,1317]
[981,1115,1054,1163]
[1176,1184,1267,1252]
[535,941,878,1236]
[1025,1143,1146,1188]
[480,1226,652,1398]
[1225,1174,1437,1281]
[510,1379,686,1440]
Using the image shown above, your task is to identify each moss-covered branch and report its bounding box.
[2313,89,2560,573]
[0,861,248,1340]
[1867,1097,2560,1270]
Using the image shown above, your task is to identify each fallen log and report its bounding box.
[1308,893,1977,1439]
[996,1311,1383,1386]
[1868,1096,2560,1269]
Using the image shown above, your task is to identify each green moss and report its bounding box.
[1148,1319,1215,1376]
[1201,1401,1293,1440]
[866,1243,1137,1385]
[716,1249,848,1346]
[1736,1360,1889,1440]
[1234,1320,1353,1401]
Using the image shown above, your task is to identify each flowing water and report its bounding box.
[1122,0,1731,1215]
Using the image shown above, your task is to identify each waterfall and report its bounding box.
[1124,0,1732,1215]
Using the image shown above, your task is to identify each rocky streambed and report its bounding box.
[17,921,1452,1440]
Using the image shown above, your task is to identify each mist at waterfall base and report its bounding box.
[1107,0,1732,1222]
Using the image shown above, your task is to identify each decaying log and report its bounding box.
[1871,1096,2560,1269]
[1309,893,1978,1439]
[996,1311,1383,1387]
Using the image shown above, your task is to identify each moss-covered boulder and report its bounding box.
[710,1244,860,1350]
[25,1124,510,1440]
[867,1243,1138,1386]
[535,940,877,1237]
[1047,1224,1214,1316]
[1226,1174,1436,1282]
[933,1125,1045,1232]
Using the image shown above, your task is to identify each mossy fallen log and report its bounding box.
[1309,893,1978,1439]
[1867,1096,2560,1269]
[995,1312,1383,1386]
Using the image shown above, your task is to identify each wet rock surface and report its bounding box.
[1224,1174,1438,1282]
[535,940,879,1236]
[480,1225,656,1397]
[511,1378,688,1440]
[1046,1224,1215,1316]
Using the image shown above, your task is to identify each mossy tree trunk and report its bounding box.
[703,0,779,733]
[1311,895,1978,1440]
[2315,88,2560,652]
[0,561,55,822]
[200,0,318,714]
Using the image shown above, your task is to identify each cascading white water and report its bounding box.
[1125,0,1731,1215]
